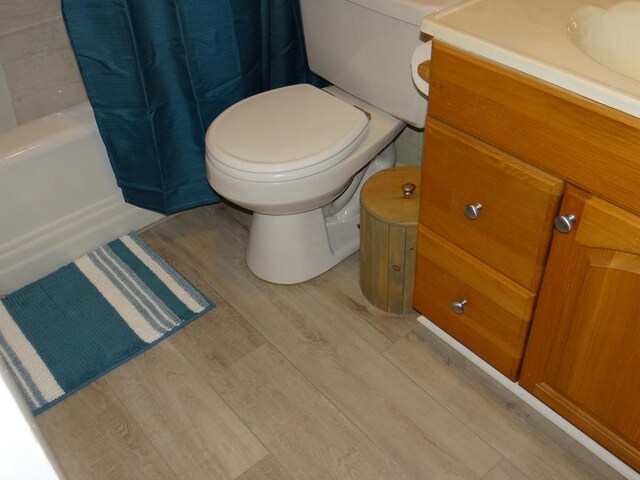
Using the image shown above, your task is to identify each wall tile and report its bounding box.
[0,60,18,133]
[0,0,61,36]
[12,80,87,124]
[0,15,87,124]
[395,126,425,167]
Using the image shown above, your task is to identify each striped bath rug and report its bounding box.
[0,233,213,414]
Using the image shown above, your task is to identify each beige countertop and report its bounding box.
[421,0,640,119]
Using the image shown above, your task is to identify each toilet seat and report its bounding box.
[205,84,369,182]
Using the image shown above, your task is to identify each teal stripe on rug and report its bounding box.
[127,233,210,308]
[3,264,143,394]
[0,233,214,415]
[109,238,194,320]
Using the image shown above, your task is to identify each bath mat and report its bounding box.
[0,233,214,415]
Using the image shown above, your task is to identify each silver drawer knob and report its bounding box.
[402,183,416,198]
[554,213,576,234]
[464,203,483,220]
[451,299,468,315]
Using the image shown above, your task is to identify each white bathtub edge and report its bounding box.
[0,362,65,479]
[416,315,640,480]
[0,193,163,294]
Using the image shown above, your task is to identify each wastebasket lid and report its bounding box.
[361,166,421,226]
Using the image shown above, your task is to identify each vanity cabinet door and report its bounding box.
[520,186,640,471]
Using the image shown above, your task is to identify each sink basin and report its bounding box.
[568,1,640,82]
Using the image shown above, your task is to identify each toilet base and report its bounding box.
[245,146,396,284]
[246,208,358,284]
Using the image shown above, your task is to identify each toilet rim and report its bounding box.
[206,125,370,183]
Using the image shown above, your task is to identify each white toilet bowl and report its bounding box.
[205,85,403,284]
[203,0,461,284]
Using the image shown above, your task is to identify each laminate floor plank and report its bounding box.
[481,459,530,480]
[145,206,396,354]
[141,227,266,380]
[103,339,267,480]
[147,205,503,479]
[234,204,419,348]
[302,254,419,345]
[137,239,409,480]
[37,381,176,480]
[384,330,626,480]
[217,343,409,480]
[36,203,629,480]
[234,454,295,480]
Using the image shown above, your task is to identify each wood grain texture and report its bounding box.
[141,229,266,379]
[360,199,374,305]
[307,253,418,345]
[360,166,421,226]
[135,238,412,479]
[414,226,535,380]
[149,204,502,479]
[402,227,418,314]
[386,225,409,313]
[385,330,625,480]
[576,196,640,256]
[420,119,563,291]
[103,341,268,480]
[372,215,391,309]
[418,60,431,84]
[37,381,177,480]
[423,39,640,474]
[521,186,640,471]
[214,343,410,480]
[39,246,268,480]
[234,455,295,480]
[360,212,416,314]
[482,460,530,480]
[360,166,420,313]
[428,41,640,216]
[36,203,626,480]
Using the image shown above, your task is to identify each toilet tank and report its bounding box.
[300,0,459,128]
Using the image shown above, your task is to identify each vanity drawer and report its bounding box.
[414,226,535,380]
[428,41,640,216]
[420,119,563,291]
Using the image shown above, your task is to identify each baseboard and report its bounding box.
[0,193,163,294]
[416,315,640,480]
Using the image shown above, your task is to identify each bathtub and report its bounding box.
[0,102,163,478]
[0,102,163,294]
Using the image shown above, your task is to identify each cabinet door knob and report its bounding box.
[451,299,468,315]
[464,203,483,220]
[554,213,576,234]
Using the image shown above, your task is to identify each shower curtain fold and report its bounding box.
[62,0,319,214]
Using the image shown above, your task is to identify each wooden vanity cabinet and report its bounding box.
[416,41,640,469]
[427,42,640,216]
[415,42,565,380]
[415,119,562,380]
[520,187,640,471]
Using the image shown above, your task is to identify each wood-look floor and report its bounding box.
[37,203,626,480]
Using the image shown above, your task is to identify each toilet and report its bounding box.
[205,0,458,284]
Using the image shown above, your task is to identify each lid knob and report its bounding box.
[402,183,416,199]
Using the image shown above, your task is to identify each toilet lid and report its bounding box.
[205,84,369,181]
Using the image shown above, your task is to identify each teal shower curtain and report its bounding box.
[62,0,319,214]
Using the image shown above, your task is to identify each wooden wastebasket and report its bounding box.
[360,166,420,314]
